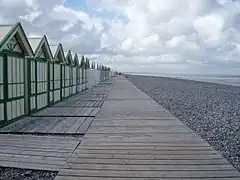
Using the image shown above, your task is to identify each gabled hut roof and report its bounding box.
[28,35,53,59]
[0,22,33,56]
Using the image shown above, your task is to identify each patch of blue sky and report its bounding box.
[64,0,127,22]
[64,0,87,11]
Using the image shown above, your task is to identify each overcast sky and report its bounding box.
[0,0,240,74]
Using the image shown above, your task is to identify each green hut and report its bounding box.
[0,22,33,122]
[62,50,72,98]
[66,50,75,95]
[80,55,87,91]
[49,43,65,102]
[73,53,79,93]
[27,35,53,114]
[77,55,83,92]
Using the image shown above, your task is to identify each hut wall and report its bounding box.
[72,67,77,94]
[5,53,25,121]
[0,54,4,121]
[53,63,61,102]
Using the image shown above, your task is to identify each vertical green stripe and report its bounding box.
[27,59,31,115]
[60,64,62,99]
[35,60,37,110]
[15,57,17,117]
[47,62,50,105]
[3,54,7,121]
[52,64,54,100]
[11,56,13,101]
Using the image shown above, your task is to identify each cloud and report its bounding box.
[0,0,240,74]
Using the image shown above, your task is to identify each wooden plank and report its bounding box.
[0,134,81,141]
[76,146,215,151]
[55,177,240,180]
[63,163,236,171]
[66,117,86,134]
[0,146,75,153]
[82,136,206,142]
[50,117,78,133]
[0,134,80,142]
[57,169,240,178]
[83,133,203,138]
[0,117,35,132]
[0,157,65,166]
[0,150,72,157]
[75,107,94,116]
[0,134,80,171]
[17,117,45,132]
[0,143,76,151]
[93,117,178,120]
[28,117,61,133]
[73,149,217,155]
[96,115,178,119]
[77,117,94,134]
[40,117,68,133]
[0,160,62,171]
[87,126,193,132]
[0,153,67,161]
[90,107,101,116]
[0,140,79,147]
[83,107,95,116]
[91,121,185,126]
[4,115,85,134]
[65,157,229,165]
[80,142,212,147]
[71,153,222,160]
[58,117,84,133]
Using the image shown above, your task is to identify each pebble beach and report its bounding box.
[128,74,240,170]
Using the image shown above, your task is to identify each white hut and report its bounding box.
[49,43,65,102]
[0,22,33,122]
[27,35,53,113]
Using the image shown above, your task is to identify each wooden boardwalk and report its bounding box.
[0,134,80,171]
[55,76,240,180]
[0,82,112,171]
[0,84,112,135]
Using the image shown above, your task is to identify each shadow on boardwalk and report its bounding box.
[0,81,113,174]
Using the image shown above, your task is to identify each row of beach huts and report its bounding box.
[0,22,117,124]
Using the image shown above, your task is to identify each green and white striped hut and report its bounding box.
[62,50,72,98]
[80,55,88,91]
[73,53,79,94]
[66,50,76,96]
[0,22,33,123]
[49,43,65,102]
[77,55,83,92]
[27,35,53,114]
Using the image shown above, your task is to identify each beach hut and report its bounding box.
[85,58,90,89]
[27,35,53,114]
[49,43,65,102]
[77,55,83,92]
[87,60,93,89]
[0,22,33,122]
[73,53,79,94]
[80,55,87,91]
[62,50,72,98]
[91,61,101,86]
[66,50,75,96]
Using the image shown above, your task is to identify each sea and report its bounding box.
[129,72,240,87]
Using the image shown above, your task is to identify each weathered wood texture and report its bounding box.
[56,76,240,180]
[0,134,80,171]
[0,82,112,134]
[32,85,111,117]
[0,81,114,172]
[0,116,95,134]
